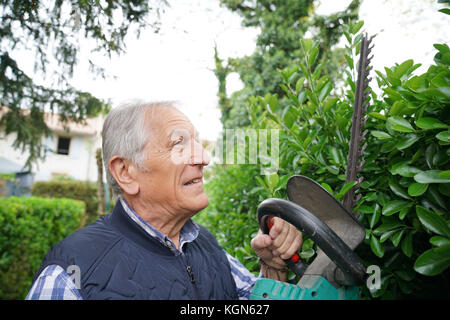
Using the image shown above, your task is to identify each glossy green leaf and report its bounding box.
[320,182,334,195]
[388,178,410,200]
[298,91,307,105]
[391,162,422,177]
[425,143,438,169]
[390,100,406,116]
[382,200,411,216]
[328,146,340,164]
[323,97,339,113]
[338,180,358,198]
[433,150,449,167]
[387,116,415,133]
[408,183,428,196]
[414,170,450,184]
[298,63,309,78]
[371,130,392,140]
[343,30,352,44]
[430,236,450,247]
[283,109,296,129]
[374,222,404,235]
[394,59,414,78]
[401,232,413,258]
[344,54,353,69]
[319,82,332,102]
[427,185,448,210]
[255,176,269,191]
[392,229,406,247]
[275,174,293,191]
[416,117,448,130]
[370,235,384,258]
[436,130,450,142]
[299,248,315,259]
[399,207,409,220]
[350,21,364,34]
[405,74,427,91]
[416,206,450,238]
[301,39,313,53]
[380,229,398,243]
[396,134,420,150]
[295,77,306,93]
[414,244,450,276]
[326,165,339,175]
[380,141,397,153]
[411,148,423,164]
[369,112,387,121]
[287,91,300,106]
[385,67,401,86]
[369,204,381,229]
[308,46,319,66]
[266,172,279,192]
[353,33,363,46]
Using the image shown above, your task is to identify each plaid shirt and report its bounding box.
[26,198,258,300]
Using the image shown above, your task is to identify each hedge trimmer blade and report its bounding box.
[343,34,374,218]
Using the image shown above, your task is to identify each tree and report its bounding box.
[96,148,105,217]
[0,0,167,168]
[215,0,361,128]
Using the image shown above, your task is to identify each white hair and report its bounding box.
[101,100,173,198]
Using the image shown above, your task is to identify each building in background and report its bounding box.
[0,110,104,193]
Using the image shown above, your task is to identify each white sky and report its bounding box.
[21,0,450,141]
[70,0,259,141]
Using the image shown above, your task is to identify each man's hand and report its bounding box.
[251,217,302,281]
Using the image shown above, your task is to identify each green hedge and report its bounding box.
[201,20,449,299]
[32,180,99,226]
[0,196,85,299]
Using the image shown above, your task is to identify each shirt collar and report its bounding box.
[119,197,199,255]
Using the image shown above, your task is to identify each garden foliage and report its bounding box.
[32,180,99,226]
[0,196,85,299]
[215,0,361,129]
[200,19,449,299]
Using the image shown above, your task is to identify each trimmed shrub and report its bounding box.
[202,21,449,299]
[0,196,85,299]
[32,180,99,226]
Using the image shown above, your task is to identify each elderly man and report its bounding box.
[26,101,302,300]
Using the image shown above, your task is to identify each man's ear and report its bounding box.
[108,156,139,195]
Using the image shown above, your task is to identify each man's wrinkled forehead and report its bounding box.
[144,105,197,140]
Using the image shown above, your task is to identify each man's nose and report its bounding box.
[189,140,210,166]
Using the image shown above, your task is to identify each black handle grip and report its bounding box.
[257,198,366,286]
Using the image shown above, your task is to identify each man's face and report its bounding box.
[134,106,210,216]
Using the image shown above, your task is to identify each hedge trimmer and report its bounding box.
[250,34,374,300]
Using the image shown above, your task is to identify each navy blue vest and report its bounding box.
[33,201,238,300]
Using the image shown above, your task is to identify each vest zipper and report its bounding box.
[180,244,200,298]
[186,265,195,283]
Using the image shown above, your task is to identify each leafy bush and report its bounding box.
[203,20,449,299]
[356,41,450,299]
[0,196,85,299]
[195,164,262,273]
[32,180,99,226]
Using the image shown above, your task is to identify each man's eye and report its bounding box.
[174,136,184,145]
